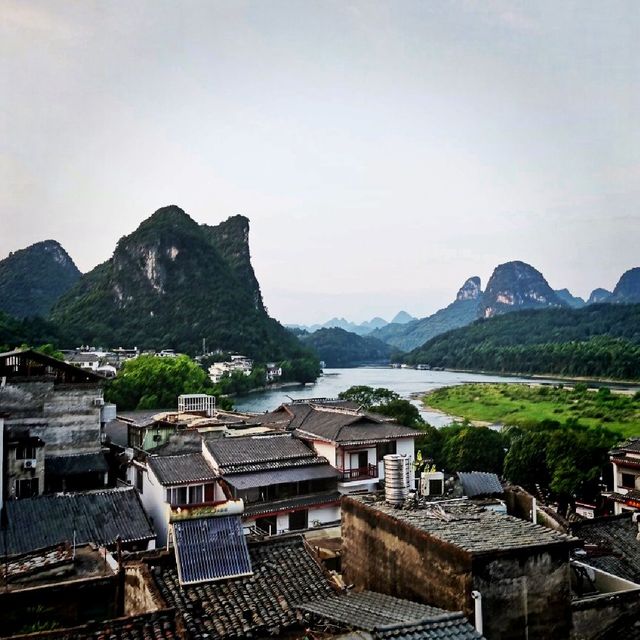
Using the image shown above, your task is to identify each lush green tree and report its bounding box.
[439,424,506,475]
[105,354,230,411]
[338,385,424,428]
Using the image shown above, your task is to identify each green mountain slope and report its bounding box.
[51,206,310,360]
[0,240,81,318]
[373,277,483,351]
[404,304,640,380]
[301,327,398,367]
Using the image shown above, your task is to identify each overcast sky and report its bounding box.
[2,1,639,324]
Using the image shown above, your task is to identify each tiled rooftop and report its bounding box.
[45,451,109,477]
[204,432,318,473]
[374,614,484,640]
[243,491,342,518]
[152,536,336,639]
[299,590,449,630]
[148,452,218,485]
[570,514,640,583]
[0,611,179,640]
[1,487,155,556]
[457,472,503,498]
[346,495,579,555]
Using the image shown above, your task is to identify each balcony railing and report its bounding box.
[339,464,378,482]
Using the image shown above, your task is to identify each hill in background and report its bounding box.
[0,240,81,319]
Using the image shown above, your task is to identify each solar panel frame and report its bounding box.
[172,515,253,585]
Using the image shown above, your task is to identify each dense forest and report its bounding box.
[405,304,640,380]
[301,327,399,367]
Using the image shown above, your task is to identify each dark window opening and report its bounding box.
[377,441,397,462]
[621,473,636,489]
[17,478,39,499]
[289,509,308,531]
[15,445,36,460]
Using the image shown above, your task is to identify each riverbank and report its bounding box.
[422,383,640,438]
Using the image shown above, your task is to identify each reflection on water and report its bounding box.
[233,367,553,427]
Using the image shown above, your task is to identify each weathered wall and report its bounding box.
[341,498,474,615]
[571,589,640,639]
[124,563,165,615]
[0,382,103,456]
[472,549,573,639]
[5,442,45,498]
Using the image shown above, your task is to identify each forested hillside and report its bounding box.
[405,304,640,380]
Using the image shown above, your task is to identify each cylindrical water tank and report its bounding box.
[384,454,410,505]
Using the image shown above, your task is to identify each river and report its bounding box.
[233,367,555,427]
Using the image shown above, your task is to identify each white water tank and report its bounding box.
[384,454,410,505]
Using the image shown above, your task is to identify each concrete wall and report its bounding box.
[132,464,171,547]
[472,549,573,639]
[0,382,103,456]
[342,497,474,614]
[5,442,45,499]
[313,441,336,466]
[572,589,640,639]
[342,497,574,640]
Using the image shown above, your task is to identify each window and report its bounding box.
[621,473,636,489]
[167,486,188,506]
[16,445,36,460]
[135,467,144,493]
[17,478,39,499]
[189,485,203,504]
[377,441,396,462]
[289,509,308,531]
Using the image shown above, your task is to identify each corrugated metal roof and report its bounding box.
[1,487,155,556]
[148,453,218,485]
[172,515,252,585]
[225,464,339,490]
[457,472,503,497]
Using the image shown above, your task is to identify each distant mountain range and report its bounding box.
[287,310,416,336]
[0,206,313,362]
[300,327,397,367]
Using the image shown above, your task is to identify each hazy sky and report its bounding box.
[2,1,639,324]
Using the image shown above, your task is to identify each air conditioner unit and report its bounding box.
[23,459,37,470]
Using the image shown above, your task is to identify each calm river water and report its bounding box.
[234,367,553,427]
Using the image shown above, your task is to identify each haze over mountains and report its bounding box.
[0,213,639,365]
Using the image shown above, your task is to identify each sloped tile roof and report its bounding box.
[224,463,338,490]
[374,614,484,640]
[457,472,503,498]
[45,452,109,477]
[204,433,318,473]
[243,491,342,518]
[570,514,640,583]
[152,536,335,640]
[299,591,448,630]
[148,453,218,485]
[1,611,179,640]
[292,405,419,444]
[1,487,155,556]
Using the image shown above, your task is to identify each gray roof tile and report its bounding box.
[346,496,578,554]
[45,452,109,477]
[457,472,503,498]
[243,491,342,517]
[1,487,155,555]
[374,614,484,640]
[225,464,338,490]
[148,453,217,485]
[152,535,335,640]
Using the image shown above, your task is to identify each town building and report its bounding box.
[341,494,580,640]
[208,354,253,383]
[267,400,419,494]
[608,438,640,514]
[0,349,111,501]
[204,432,341,534]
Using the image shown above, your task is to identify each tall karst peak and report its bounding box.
[587,288,613,305]
[612,267,640,303]
[480,261,566,318]
[51,206,303,359]
[456,276,482,302]
[0,239,81,318]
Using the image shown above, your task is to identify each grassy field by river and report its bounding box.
[424,383,640,438]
